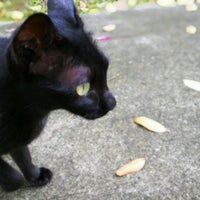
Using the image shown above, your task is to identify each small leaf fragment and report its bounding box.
[28,5,42,12]
[102,24,116,32]
[106,3,117,13]
[183,79,200,92]
[116,158,146,177]
[128,0,137,7]
[134,116,169,133]
[10,11,24,21]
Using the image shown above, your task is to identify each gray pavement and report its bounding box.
[1,5,200,200]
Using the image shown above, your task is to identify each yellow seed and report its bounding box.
[116,158,146,177]
[185,3,198,11]
[134,116,169,133]
[183,79,200,92]
[102,24,116,32]
[186,25,197,34]
[177,0,194,5]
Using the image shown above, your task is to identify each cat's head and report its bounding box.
[8,0,116,120]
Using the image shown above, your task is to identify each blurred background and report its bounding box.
[0,0,199,21]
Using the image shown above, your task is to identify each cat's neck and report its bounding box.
[0,37,10,83]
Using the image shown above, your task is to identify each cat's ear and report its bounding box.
[12,13,55,65]
[47,0,78,25]
[47,0,83,29]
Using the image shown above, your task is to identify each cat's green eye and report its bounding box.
[76,82,90,96]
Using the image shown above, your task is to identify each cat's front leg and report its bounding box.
[10,146,53,187]
[0,157,24,192]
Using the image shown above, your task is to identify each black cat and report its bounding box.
[0,0,116,192]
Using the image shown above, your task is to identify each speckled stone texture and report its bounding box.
[0,5,200,200]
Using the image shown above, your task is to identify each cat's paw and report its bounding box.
[30,167,53,187]
[1,172,24,192]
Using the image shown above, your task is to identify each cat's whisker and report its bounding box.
[109,73,121,82]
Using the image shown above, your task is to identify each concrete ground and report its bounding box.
[0,4,200,200]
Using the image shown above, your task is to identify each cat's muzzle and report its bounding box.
[84,91,116,120]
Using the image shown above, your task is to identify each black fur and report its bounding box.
[0,0,116,192]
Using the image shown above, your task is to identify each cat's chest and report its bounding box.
[19,115,48,145]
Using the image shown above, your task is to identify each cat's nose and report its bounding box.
[104,91,116,111]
